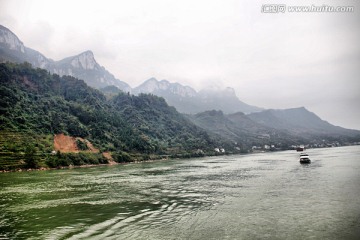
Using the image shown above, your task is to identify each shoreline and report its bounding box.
[0,156,172,173]
[2,145,358,173]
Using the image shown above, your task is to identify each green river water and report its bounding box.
[1,146,360,239]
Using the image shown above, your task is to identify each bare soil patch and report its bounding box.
[54,133,99,153]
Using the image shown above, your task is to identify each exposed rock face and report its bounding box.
[0,25,25,53]
[133,78,197,97]
[133,78,262,114]
[70,50,97,70]
[1,24,259,113]
[52,50,131,91]
[0,25,130,92]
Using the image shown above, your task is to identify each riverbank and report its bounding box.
[0,145,246,173]
[2,144,358,173]
[0,154,172,173]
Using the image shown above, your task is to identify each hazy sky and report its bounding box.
[1,0,359,130]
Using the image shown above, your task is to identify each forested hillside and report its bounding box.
[1,62,359,171]
[0,63,232,170]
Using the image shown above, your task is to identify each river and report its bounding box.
[1,146,359,239]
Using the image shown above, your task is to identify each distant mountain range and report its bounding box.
[0,24,260,114]
[247,108,359,138]
[133,78,262,114]
[186,108,360,148]
[1,62,239,170]
[1,24,360,147]
[0,25,131,91]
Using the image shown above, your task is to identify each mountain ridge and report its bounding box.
[247,107,360,137]
[1,24,262,114]
[133,77,197,97]
[0,25,131,91]
[1,24,359,135]
[133,77,262,114]
[0,62,238,170]
[186,108,360,150]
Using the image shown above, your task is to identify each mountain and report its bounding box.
[0,25,130,91]
[2,24,359,154]
[0,62,222,154]
[187,110,246,143]
[197,87,263,114]
[134,78,262,114]
[187,110,305,149]
[133,78,197,97]
[50,50,131,91]
[100,85,124,96]
[133,78,202,113]
[0,62,237,170]
[1,24,261,114]
[186,108,360,150]
[247,107,360,139]
[0,25,51,69]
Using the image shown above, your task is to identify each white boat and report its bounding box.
[300,153,311,164]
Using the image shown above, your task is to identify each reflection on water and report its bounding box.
[1,146,360,239]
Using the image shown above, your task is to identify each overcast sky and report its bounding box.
[1,0,359,129]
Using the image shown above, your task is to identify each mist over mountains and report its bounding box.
[133,78,262,114]
[0,25,131,91]
[0,24,260,114]
[1,23,360,153]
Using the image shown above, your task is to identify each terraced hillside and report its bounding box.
[0,131,53,171]
[0,131,109,171]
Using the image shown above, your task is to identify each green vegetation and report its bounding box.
[0,62,232,170]
[112,151,132,163]
[0,132,53,170]
[45,152,108,168]
[76,139,89,151]
[0,131,108,171]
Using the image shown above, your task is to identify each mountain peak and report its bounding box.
[0,25,131,91]
[0,25,25,53]
[145,77,159,83]
[134,78,197,98]
[78,50,94,57]
[70,50,97,70]
[134,78,171,93]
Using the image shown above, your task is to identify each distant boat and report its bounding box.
[296,145,305,152]
[300,153,311,164]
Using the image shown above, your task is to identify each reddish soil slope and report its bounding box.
[54,133,99,153]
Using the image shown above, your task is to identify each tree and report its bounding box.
[24,144,38,168]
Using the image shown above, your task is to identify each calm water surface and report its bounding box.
[1,146,360,239]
